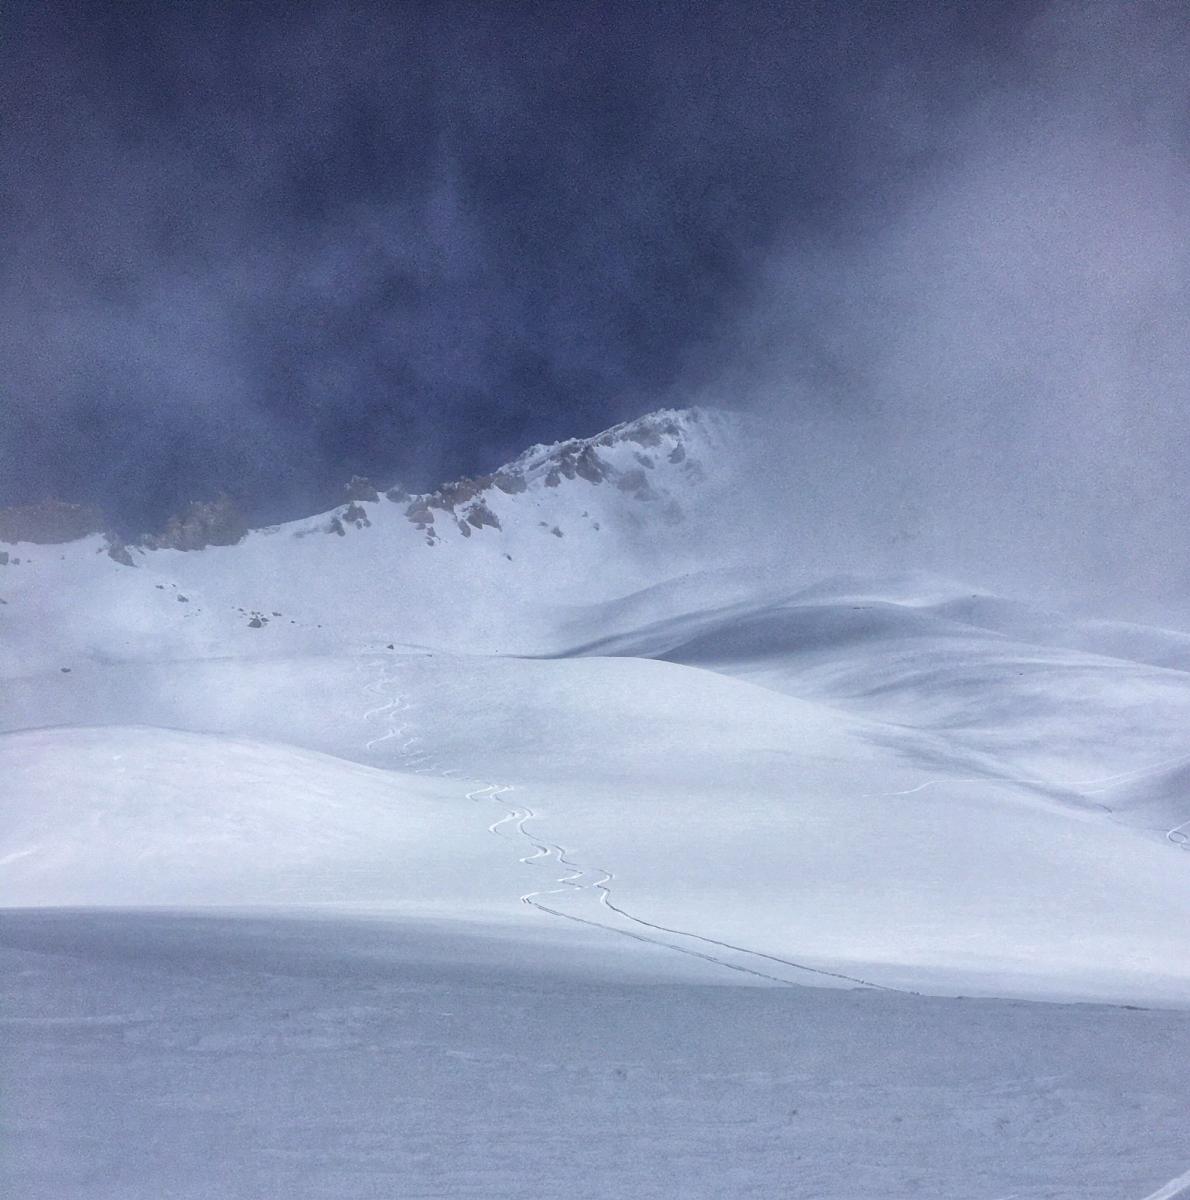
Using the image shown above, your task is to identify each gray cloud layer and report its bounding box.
[1,0,1035,530]
[700,2,1190,620]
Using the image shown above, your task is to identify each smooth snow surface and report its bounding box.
[5,908,1190,1200]
[2,409,1188,1197]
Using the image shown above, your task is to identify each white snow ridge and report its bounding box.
[2,407,1188,1199]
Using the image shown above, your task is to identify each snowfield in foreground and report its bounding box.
[5,908,1190,1200]
[2,410,1188,1198]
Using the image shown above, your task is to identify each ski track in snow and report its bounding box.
[1167,818,1190,852]
[360,656,912,992]
[1139,1165,1190,1200]
[865,752,1190,854]
[360,657,427,762]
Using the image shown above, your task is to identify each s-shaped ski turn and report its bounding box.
[362,656,912,992]
[467,782,910,992]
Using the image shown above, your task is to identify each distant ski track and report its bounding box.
[359,657,916,993]
[867,751,1190,853]
[1138,1164,1190,1200]
[865,749,1190,800]
[464,782,908,992]
[360,657,424,758]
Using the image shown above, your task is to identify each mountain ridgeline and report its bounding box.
[0,407,730,560]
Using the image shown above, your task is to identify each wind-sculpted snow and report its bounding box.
[2,411,1189,1197]
[4,649,1188,1003]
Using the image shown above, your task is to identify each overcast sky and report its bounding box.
[3,0,1045,530]
[3,0,1188,619]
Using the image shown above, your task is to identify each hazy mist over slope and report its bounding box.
[3,1,1186,621]
[697,3,1190,622]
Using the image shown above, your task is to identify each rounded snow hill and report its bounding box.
[4,649,1189,1006]
[0,725,516,913]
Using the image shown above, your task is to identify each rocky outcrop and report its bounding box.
[464,501,501,530]
[104,535,136,567]
[144,495,248,552]
[0,500,106,545]
[344,476,380,503]
[493,472,527,495]
[395,408,719,541]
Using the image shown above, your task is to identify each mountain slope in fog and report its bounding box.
[0,407,736,672]
[1,405,1187,1004]
[4,406,1190,1200]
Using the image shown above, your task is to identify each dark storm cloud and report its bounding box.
[0,0,1041,531]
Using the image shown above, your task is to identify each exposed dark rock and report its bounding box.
[544,468,561,487]
[328,517,346,537]
[493,472,527,494]
[342,503,370,528]
[634,453,655,468]
[465,501,501,530]
[105,537,136,567]
[617,468,651,497]
[0,552,7,566]
[626,417,679,447]
[344,475,379,503]
[385,486,411,503]
[0,499,105,545]
[457,519,472,537]
[574,447,608,483]
[176,594,189,603]
[668,444,686,464]
[405,502,434,527]
[146,495,248,552]
[429,476,491,511]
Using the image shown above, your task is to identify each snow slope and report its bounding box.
[0,407,737,673]
[2,407,1189,1198]
[5,907,1190,1200]
[3,650,1188,1002]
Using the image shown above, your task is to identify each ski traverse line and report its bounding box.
[527,892,799,987]
[362,659,909,991]
[465,781,800,985]
[474,779,908,992]
[867,748,1190,801]
[867,749,1190,854]
[591,881,910,993]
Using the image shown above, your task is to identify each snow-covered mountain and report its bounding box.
[0,407,739,671]
[4,407,1190,1199]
